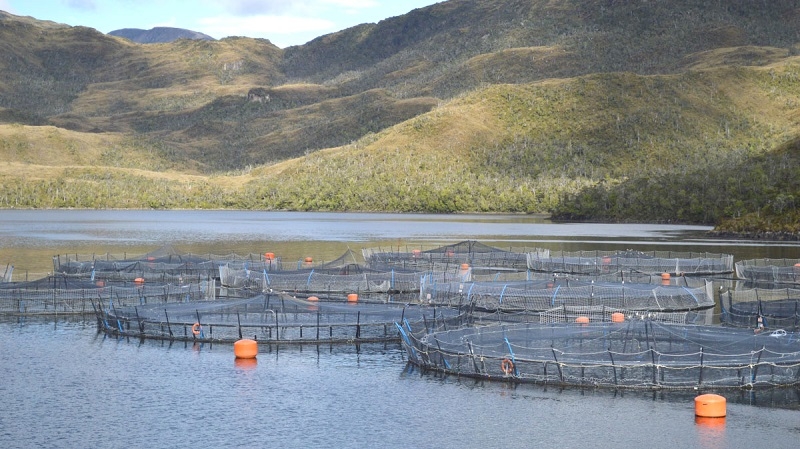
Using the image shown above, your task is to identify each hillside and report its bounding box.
[0,0,799,236]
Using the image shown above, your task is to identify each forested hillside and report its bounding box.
[0,1,798,237]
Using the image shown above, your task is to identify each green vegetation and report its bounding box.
[0,1,799,238]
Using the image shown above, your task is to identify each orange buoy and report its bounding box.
[308,295,319,302]
[347,293,358,303]
[304,256,313,263]
[695,394,726,418]
[191,322,202,336]
[575,316,590,324]
[611,312,625,323]
[134,277,145,285]
[234,339,258,359]
[264,252,275,260]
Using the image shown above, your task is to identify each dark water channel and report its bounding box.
[1,210,798,448]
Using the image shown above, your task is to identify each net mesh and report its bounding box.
[735,259,800,284]
[528,250,734,275]
[0,280,216,315]
[98,293,464,344]
[720,287,800,329]
[419,279,715,312]
[362,240,540,271]
[398,320,800,389]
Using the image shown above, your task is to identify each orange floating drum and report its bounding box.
[234,339,258,359]
[695,394,726,418]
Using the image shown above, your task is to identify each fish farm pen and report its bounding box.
[362,241,538,271]
[527,250,735,276]
[0,275,215,315]
[720,287,800,329]
[96,292,464,345]
[219,263,470,295]
[5,240,800,392]
[53,248,270,282]
[398,319,800,390]
[418,279,715,313]
[735,259,800,285]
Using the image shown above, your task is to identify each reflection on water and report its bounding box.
[2,210,798,279]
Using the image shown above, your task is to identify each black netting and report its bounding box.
[399,320,800,390]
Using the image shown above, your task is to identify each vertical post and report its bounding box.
[698,347,704,386]
[164,309,173,339]
[751,346,764,385]
[650,347,658,387]
[608,350,617,386]
[551,348,564,383]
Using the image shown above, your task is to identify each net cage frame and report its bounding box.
[477,305,713,326]
[527,250,734,276]
[362,240,541,271]
[52,247,360,280]
[735,259,800,285]
[397,319,800,390]
[220,263,472,294]
[418,279,715,313]
[96,292,468,345]
[0,277,216,316]
[720,287,800,330]
[468,269,709,286]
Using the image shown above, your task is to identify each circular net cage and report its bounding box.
[469,270,709,286]
[362,240,538,272]
[419,279,715,313]
[0,277,215,316]
[97,293,466,345]
[720,287,800,330]
[398,319,800,390]
[527,250,734,276]
[735,259,800,285]
[52,245,262,283]
[219,264,465,295]
[51,245,352,283]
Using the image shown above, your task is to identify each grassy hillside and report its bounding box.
[0,0,799,237]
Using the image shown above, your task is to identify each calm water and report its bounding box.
[1,210,799,448]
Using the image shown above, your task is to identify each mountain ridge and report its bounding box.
[0,1,798,235]
[109,27,215,44]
